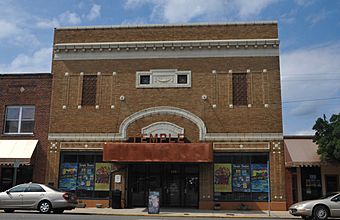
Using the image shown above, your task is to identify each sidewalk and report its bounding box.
[66,207,299,219]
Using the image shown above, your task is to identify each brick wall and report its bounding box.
[50,56,282,134]
[0,74,52,183]
[54,23,278,43]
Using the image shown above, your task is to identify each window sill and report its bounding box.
[2,133,34,137]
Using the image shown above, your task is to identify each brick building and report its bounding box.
[0,73,52,191]
[47,21,286,210]
[285,136,340,208]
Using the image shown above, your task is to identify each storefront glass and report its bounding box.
[214,153,269,201]
[59,152,112,198]
[301,167,322,200]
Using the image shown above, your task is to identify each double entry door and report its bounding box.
[128,164,199,208]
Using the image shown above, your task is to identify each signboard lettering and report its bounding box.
[132,133,185,143]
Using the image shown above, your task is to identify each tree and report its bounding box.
[313,113,340,162]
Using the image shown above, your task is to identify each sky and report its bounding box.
[0,0,339,135]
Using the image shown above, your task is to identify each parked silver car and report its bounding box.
[289,192,340,220]
[0,183,77,214]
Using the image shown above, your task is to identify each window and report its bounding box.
[136,69,191,88]
[59,152,110,199]
[9,184,29,193]
[26,184,45,192]
[177,74,188,84]
[81,75,97,106]
[232,73,248,106]
[214,153,269,202]
[4,106,35,134]
[140,75,150,85]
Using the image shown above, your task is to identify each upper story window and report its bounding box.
[136,69,191,88]
[140,75,151,85]
[81,75,97,106]
[177,74,188,84]
[232,73,248,106]
[4,106,35,134]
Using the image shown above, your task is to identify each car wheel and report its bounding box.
[313,205,329,220]
[38,200,52,214]
[4,209,15,213]
[53,209,64,214]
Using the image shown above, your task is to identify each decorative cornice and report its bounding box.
[53,39,279,60]
[54,39,279,51]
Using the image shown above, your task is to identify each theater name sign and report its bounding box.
[131,133,185,143]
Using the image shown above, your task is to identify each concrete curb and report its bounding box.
[67,211,297,219]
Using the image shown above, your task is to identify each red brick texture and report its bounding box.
[0,74,52,184]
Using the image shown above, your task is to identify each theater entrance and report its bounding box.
[127,164,199,208]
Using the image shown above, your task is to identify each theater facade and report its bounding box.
[47,21,286,210]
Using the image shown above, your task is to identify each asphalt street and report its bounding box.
[0,212,295,220]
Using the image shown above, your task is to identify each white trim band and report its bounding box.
[48,132,283,142]
[53,39,279,60]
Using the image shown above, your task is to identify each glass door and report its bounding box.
[164,165,181,207]
[183,166,199,207]
[1,168,13,191]
[129,165,147,207]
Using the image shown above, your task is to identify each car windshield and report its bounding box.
[44,185,63,192]
[320,192,339,199]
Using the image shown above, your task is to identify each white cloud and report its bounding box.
[87,4,101,21]
[281,42,340,117]
[36,10,82,29]
[0,20,20,39]
[36,18,60,29]
[306,8,331,26]
[279,9,298,24]
[295,0,315,6]
[0,1,40,46]
[36,4,102,29]
[289,102,320,116]
[0,48,52,73]
[59,11,81,25]
[124,0,278,23]
[295,128,315,135]
[121,17,147,25]
[234,0,279,18]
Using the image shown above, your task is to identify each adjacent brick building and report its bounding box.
[285,136,340,209]
[47,21,286,210]
[0,73,52,191]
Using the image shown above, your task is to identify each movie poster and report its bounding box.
[232,164,250,192]
[148,191,160,214]
[77,163,95,191]
[59,163,78,191]
[251,164,269,192]
[95,163,112,191]
[214,164,232,192]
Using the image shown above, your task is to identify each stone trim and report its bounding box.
[53,39,279,60]
[119,106,207,140]
[141,122,184,136]
[213,142,270,151]
[48,132,283,142]
[136,69,191,88]
[205,133,283,141]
